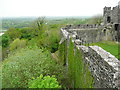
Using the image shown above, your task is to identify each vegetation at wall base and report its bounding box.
[59,38,94,88]
[67,38,94,88]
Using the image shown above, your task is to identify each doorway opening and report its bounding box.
[114,24,119,31]
[107,16,111,23]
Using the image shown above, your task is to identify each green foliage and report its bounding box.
[2,47,9,60]
[27,38,37,48]
[36,17,46,31]
[67,39,93,88]
[5,27,35,42]
[9,38,26,51]
[49,24,59,29]
[1,34,10,47]
[5,28,21,41]
[47,30,60,53]
[28,74,61,88]
[2,16,97,88]
[59,41,67,65]
[0,46,2,60]
[2,47,65,88]
[2,17,34,29]
[31,17,46,36]
[20,27,34,40]
[74,49,93,88]
[68,38,75,87]
[36,29,60,53]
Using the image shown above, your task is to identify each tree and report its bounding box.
[1,34,10,47]
[31,17,46,36]
[36,17,46,31]
[5,28,21,41]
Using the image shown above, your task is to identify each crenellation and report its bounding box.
[103,2,120,25]
[64,24,102,30]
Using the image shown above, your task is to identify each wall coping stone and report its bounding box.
[89,46,120,71]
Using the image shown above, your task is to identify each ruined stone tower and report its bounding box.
[103,1,120,31]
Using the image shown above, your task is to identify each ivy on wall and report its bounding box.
[68,38,75,87]
[59,38,94,88]
[74,48,94,88]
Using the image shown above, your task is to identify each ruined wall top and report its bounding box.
[104,7,111,10]
[63,24,103,30]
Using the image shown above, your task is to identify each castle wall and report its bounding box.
[64,25,115,43]
[103,4,120,24]
[73,29,103,43]
[78,45,120,88]
[60,29,120,88]
[118,7,120,23]
[112,6,120,24]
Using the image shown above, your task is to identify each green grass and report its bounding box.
[87,41,120,60]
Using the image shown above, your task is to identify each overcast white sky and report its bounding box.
[0,0,119,17]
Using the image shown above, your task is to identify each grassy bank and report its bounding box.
[87,41,120,60]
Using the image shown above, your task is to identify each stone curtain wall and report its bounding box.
[60,28,120,88]
[78,45,120,88]
[75,29,103,43]
[63,24,120,43]
[64,24,102,29]
[63,24,114,44]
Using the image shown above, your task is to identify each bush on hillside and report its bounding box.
[5,28,21,41]
[28,74,61,88]
[20,28,34,40]
[36,29,60,53]
[1,34,10,47]
[48,30,60,53]
[9,38,27,51]
[2,47,66,88]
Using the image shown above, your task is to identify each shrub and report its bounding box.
[28,74,61,88]
[5,28,21,41]
[20,27,34,40]
[9,38,26,51]
[36,29,60,53]
[47,30,60,53]
[1,34,10,47]
[2,47,65,88]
